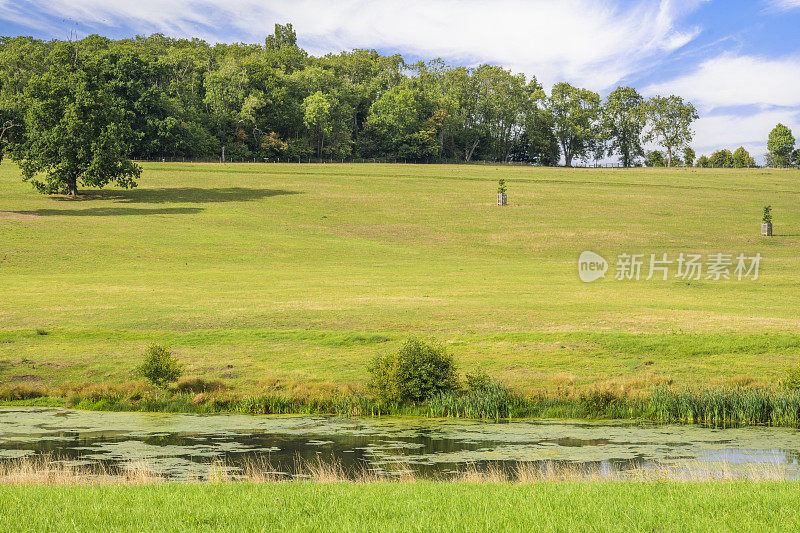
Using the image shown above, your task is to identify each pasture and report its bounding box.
[1,163,799,397]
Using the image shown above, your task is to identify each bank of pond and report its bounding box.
[4,385,800,429]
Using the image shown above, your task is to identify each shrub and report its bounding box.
[497,179,507,195]
[464,369,493,393]
[368,338,459,403]
[784,359,800,390]
[136,344,182,388]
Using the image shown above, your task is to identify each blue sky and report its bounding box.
[1,0,799,160]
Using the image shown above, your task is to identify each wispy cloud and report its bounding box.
[767,0,800,11]
[645,53,800,157]
[644,54,800,108]
[3,0,706,90]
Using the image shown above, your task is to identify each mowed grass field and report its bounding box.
[1,162,800,397]
[2,481,799,532]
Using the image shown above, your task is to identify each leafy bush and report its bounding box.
[497,179,507,195]
[368,339,459,403]
[137,344,182,388]
[464,370,497,392]
[784,359,800,390]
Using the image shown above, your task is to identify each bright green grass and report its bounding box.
[1,163,799,395]
[1,481,798,532]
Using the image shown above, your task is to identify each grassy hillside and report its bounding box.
[2,481,799,532]
[1,162,799,396]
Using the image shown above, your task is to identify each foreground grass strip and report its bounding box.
[0,481,798,532]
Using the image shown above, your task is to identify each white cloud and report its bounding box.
[768,0,800,11]
[644,54,800,108]
[692,109,800,158]
[3,0,706,90]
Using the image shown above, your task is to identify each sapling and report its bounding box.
[762,206,773,236]
[762,206,772,224]
[497,179,507,195]
[497,179,508,205]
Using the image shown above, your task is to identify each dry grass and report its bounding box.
[55,380,152,401]
[175,376,228,394]
[0,456,793,486]
[0,383,47,401]
[0,456,165,485]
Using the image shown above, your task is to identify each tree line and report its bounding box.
[644,124,798,169]
[0,24,796,195]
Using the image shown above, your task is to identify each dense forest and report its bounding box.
[1,23,792,174]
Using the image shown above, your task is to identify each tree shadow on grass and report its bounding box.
[52,187,302,204]
[10,207,205,217]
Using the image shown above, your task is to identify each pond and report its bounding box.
[1,407,799,480]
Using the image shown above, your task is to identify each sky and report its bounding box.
[1,0,799,161]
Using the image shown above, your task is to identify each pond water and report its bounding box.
[1,407,799,480]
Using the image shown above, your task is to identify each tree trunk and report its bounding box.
[561,139,572,167]
[666,148,673,168]
[67,177,78,197]
[465,139,479,162]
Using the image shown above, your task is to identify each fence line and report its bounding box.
[134,157,637,168]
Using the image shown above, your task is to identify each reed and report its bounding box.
[647,386,800,427]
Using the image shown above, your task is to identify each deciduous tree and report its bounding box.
[767,124,795,168]
[644,95,698,167]
[732,146,755,168]
[710,149,734,168]
[10,42,141,195]
[546,83,601,167]
[602,87,646,168]
[683,147,695,167]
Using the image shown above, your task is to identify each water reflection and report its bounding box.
[1,407,799,479]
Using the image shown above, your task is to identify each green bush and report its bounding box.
[464,369,493,392]
[784,359,800,390]
[368,338,459,403]
[137,344,182,388]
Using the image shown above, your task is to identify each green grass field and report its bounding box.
[2,162,800,397]
[1,481,798,532]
